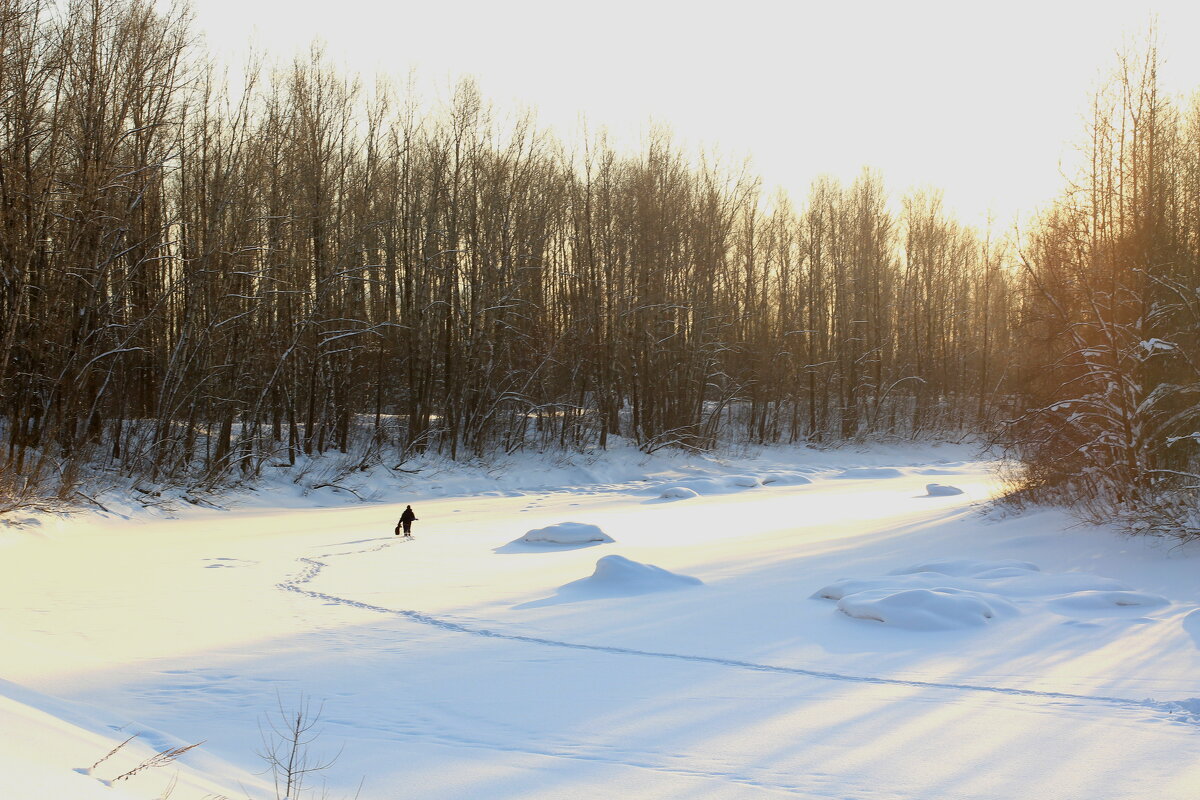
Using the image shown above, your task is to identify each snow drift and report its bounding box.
[1050,590,1169,611]
[559,555,703,597]
[890,559,1041,579]
[759,472,813,486]
[646,474,768,497]
[659,486,701,500]
[815,558,1171,630]
[837,587,1014,629]
[519,522,614,545]
[6,445,1198,800]
[834,467,903,479]
[925,483,964,496]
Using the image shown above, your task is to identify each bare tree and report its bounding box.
[258,695,341,800]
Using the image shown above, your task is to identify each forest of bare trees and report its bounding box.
[1004,39,1200,538]
[0,1,1195,538]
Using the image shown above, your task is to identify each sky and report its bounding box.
[186,0,1200,228]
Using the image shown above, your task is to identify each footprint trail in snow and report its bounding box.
[277,539,1200,726]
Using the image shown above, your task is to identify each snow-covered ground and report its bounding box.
[3,442,1199,799]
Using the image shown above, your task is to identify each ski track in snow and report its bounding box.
[279,538,1200,728]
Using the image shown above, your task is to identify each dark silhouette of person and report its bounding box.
[398,505,417,537]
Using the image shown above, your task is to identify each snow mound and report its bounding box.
[816,558,1171,631]
[984,572,1130,597]
[1051,590,1169,611]
[889,560,1129,597]
[725,474,761,488]
[521,522,614,545]
[925,483,964,496]
[646,475,764,497]
[659,486,701,500]
[891,559,1040,578]
[834,467,903,479]
[813,574,946,601]
[837,587,1014,630]
[562,555,703,596]
[759,472,813,486]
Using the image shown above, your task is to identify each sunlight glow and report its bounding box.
[186,0,1200,226]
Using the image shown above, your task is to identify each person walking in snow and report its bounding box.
[396,505,418,537]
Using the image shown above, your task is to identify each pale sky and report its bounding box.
[187,0,1200,227]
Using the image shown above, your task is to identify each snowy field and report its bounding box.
[2,443,1200,799]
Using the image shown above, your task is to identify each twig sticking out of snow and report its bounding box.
[89,733,139,771]
[111,740,205,782]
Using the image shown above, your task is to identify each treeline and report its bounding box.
[1004,43,1200,537]
[6,3,1193,535]
[0,0,1018,506]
